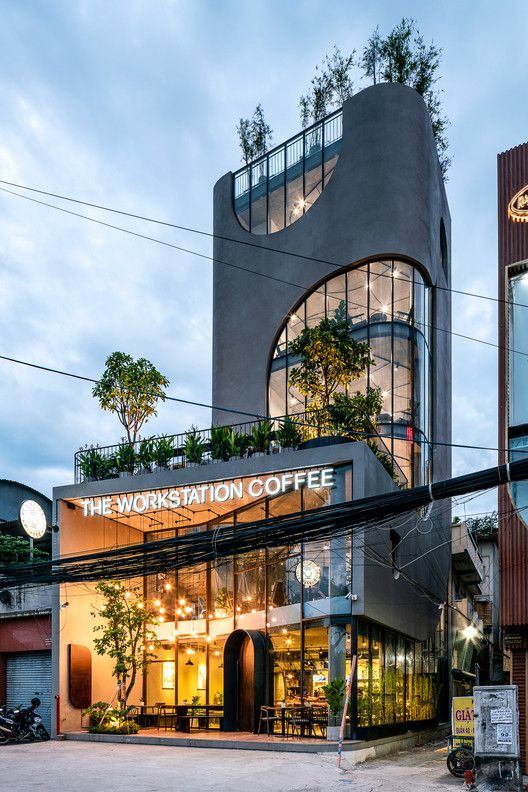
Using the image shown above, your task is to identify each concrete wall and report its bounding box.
[212,81,452,609]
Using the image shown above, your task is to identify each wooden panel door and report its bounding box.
[238,636,254,732]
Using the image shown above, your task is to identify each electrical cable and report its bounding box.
[0,350,521,458]
[0,185,526,364]
[1,455,526,588]
[0,178,524,313]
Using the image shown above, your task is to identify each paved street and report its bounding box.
[0,740,461,791]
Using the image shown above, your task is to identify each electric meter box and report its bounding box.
[473,685,520,758]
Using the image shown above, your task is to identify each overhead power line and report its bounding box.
[0,455,523,588]
[0,185,525,363]
[0,178,522,312]
[0,350,520,457]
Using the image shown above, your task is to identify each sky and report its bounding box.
[0,0,526,520]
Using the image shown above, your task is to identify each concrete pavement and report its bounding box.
[0,739,461,791]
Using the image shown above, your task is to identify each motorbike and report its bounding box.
[0,697,50,743]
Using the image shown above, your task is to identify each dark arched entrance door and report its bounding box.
[223,629,270,733]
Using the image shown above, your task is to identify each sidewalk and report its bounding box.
[0,739,461,791]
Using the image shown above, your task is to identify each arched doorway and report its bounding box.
[223,629,271,733]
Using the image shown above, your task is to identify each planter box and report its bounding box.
[326,725,341,741]
[299,435,349,451]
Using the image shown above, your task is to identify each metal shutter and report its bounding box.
[5,652,52,731]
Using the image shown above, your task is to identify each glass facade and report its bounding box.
[140,466,438,734]
[233,111,342,234]
[269,259,432,486]
[508,270,528,521]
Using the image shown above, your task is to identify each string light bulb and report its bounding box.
[164,583,172,591]
[179,598,186,606]
[154,599,161,607]
[124,591,131,599]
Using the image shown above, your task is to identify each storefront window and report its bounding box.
[177,638,207,705]
[357,622,370,727]
[371,626,383,725]
[270,626,302,706]
[208,637,226,706]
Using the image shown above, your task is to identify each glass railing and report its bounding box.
[233,109,343,235]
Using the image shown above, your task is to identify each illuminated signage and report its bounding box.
[80,467,336,517]
[19,499,47,539]
[508,185,528,223]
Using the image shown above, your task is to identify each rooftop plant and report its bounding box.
[250,419,274,453]
[92,351,169,445]
[183,425,205,465]
[210,425,231,462]
[152,434,175,469]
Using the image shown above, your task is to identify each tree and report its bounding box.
[0,534,48,565]
[362,19,450,176]
[467,512,498,540]
[92,352,169,445]
[91,580,159,706]
[299,47,355,127]
[288,306,374,413]
[361,26,383,85]
[236,104,273,164]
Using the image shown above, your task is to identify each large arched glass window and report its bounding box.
[268,259,432,487]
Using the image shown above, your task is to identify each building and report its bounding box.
[0,480,52,731]
[498,141,528,770]
[52,82,451,740]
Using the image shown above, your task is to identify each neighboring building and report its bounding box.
[498,141,528,770]
[53,83,451,740]
[473,523,502,685]
[449,520,484,697]
[0,480,52,731]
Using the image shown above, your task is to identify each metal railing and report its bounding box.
[233,109,343,200]
[74,411,408,488]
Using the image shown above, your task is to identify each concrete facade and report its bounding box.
[212,82,451,487]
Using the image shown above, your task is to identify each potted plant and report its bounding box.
[210,425,231,462]
[137,437,155,474]
[115,442,136,477]
[276,418,302,451]
[250,419,273,457]
[183,426,205,467]
[153,435,175,470]
[214,586,230,618]
[79,446,106,481]
[322,677,345,740]
[227,429,249,460]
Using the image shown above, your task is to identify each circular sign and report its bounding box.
[19,500,47,539]
[295,560,321,588]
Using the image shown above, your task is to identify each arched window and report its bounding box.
[268,259,432,486]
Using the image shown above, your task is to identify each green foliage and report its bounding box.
[79,446,116,480]
[191,695,201,706]
[322,677,346,722]
[115,442,136,474]
[327,389,383,438]
[91,580,159,706]
[289,309,374,416]
[226,429,250,458]
[92,351,169,444]
[236,104,273,164]
[183,426,205,464]
[299,46,355,126]
[137,437,155,471]
[467,512,498,540]
[0,534,48,565]
[361,18,450,176]
[210,425,231,461]
[276,417,302,449]
[82,701,139,734]
[152,435,175,468]
[215,586,229,610]
[250,419,274,453]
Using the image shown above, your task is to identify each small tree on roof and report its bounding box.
[92,352,169,445]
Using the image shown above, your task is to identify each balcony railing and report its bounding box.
[233,109,343,234]
[74,412,408,488]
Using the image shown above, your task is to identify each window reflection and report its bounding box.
[269,259,432,486]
